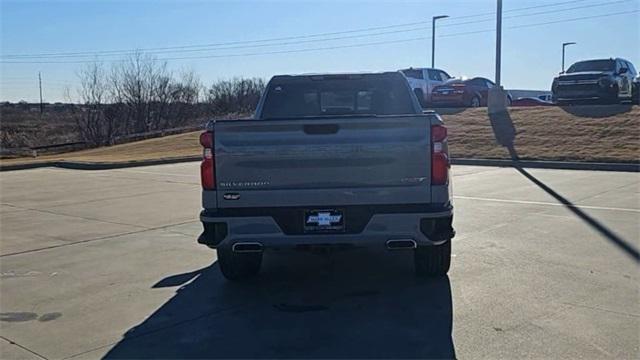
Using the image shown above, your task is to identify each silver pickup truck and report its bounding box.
[198,72,455,280]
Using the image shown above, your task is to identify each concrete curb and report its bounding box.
[0,156,201,172]
[56,156,201,170]
[1,156,638,172]
[452,158,640,172]
[0,161,59,171]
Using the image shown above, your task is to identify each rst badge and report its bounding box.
[304,209,345,232]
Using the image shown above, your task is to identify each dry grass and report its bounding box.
[0,131,201,165]
[0,107,79,148]
[2,105,638,166]
[444,105,639,162]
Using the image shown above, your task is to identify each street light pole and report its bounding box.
[495,0,502,86]
[562,42,576,73]
[431,15,449,68]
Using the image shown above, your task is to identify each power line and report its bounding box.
[508,9,639,29]
[0,80,76,84]
[452,0,589,19]
[2,9,635,65]
[0,76,41,80]
[443,0,631,28]
[129,10,640,61]
[2,0,627,61]
[1,0,598,59]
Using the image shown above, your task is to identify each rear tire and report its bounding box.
[415,241,451,277]
[217,247,262,281]
[470,96,480,108]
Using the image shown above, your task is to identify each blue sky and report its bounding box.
[1,0,639,102]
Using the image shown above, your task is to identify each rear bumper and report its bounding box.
[198,204,454,250]
[431,95,466,107]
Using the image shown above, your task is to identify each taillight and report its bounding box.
[200,131,213,148]
[431,124,449,185]
[452,84,466,94]
[200,131,215,190]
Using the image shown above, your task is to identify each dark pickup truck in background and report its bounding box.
[197,72,455,281]
[552,58,637,104]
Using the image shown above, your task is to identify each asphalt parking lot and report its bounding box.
[1,163,638,359]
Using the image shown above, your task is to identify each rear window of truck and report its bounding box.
[260,75,416,119]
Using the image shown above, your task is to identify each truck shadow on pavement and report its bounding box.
[512,165,640,263]
[104,249,456,359]
[489,109,639,263]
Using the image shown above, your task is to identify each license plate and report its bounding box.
[304,209,345,232]
[442,91,450,95]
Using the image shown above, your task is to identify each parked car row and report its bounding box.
[401,57,638,108]
[401,67,512,108]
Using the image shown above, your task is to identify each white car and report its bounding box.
[538,94,553,102]
[400,67,452,107]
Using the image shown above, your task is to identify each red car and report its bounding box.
[431,77,512,107]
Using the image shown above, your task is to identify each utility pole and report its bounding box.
[38,71,43,115]
[431,15,449,68]
[495,0,502,86]
[562,42,576,73]
[488,0,507,114]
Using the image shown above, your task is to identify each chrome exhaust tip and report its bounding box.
[232,242,263,253]
[386,239,417,250]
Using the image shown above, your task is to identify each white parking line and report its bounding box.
[454,195,640,213]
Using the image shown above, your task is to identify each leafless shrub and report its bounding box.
[154,70,202,129]
[75,62,121,146]
[75,53,204,145]
[206,77,265,115]
[0,129,30,148]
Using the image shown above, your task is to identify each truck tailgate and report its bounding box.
[214,115,432,208]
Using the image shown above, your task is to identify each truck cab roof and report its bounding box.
[399,67,446,71]
[270,71,404,82]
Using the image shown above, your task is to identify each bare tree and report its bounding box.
[75,62,121,146]
[161,70,202,128]
[62,85,73,104]
[109,52,198,133]
[110,52,157,133]
[207,77,265,116]
[74,53,206,146]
